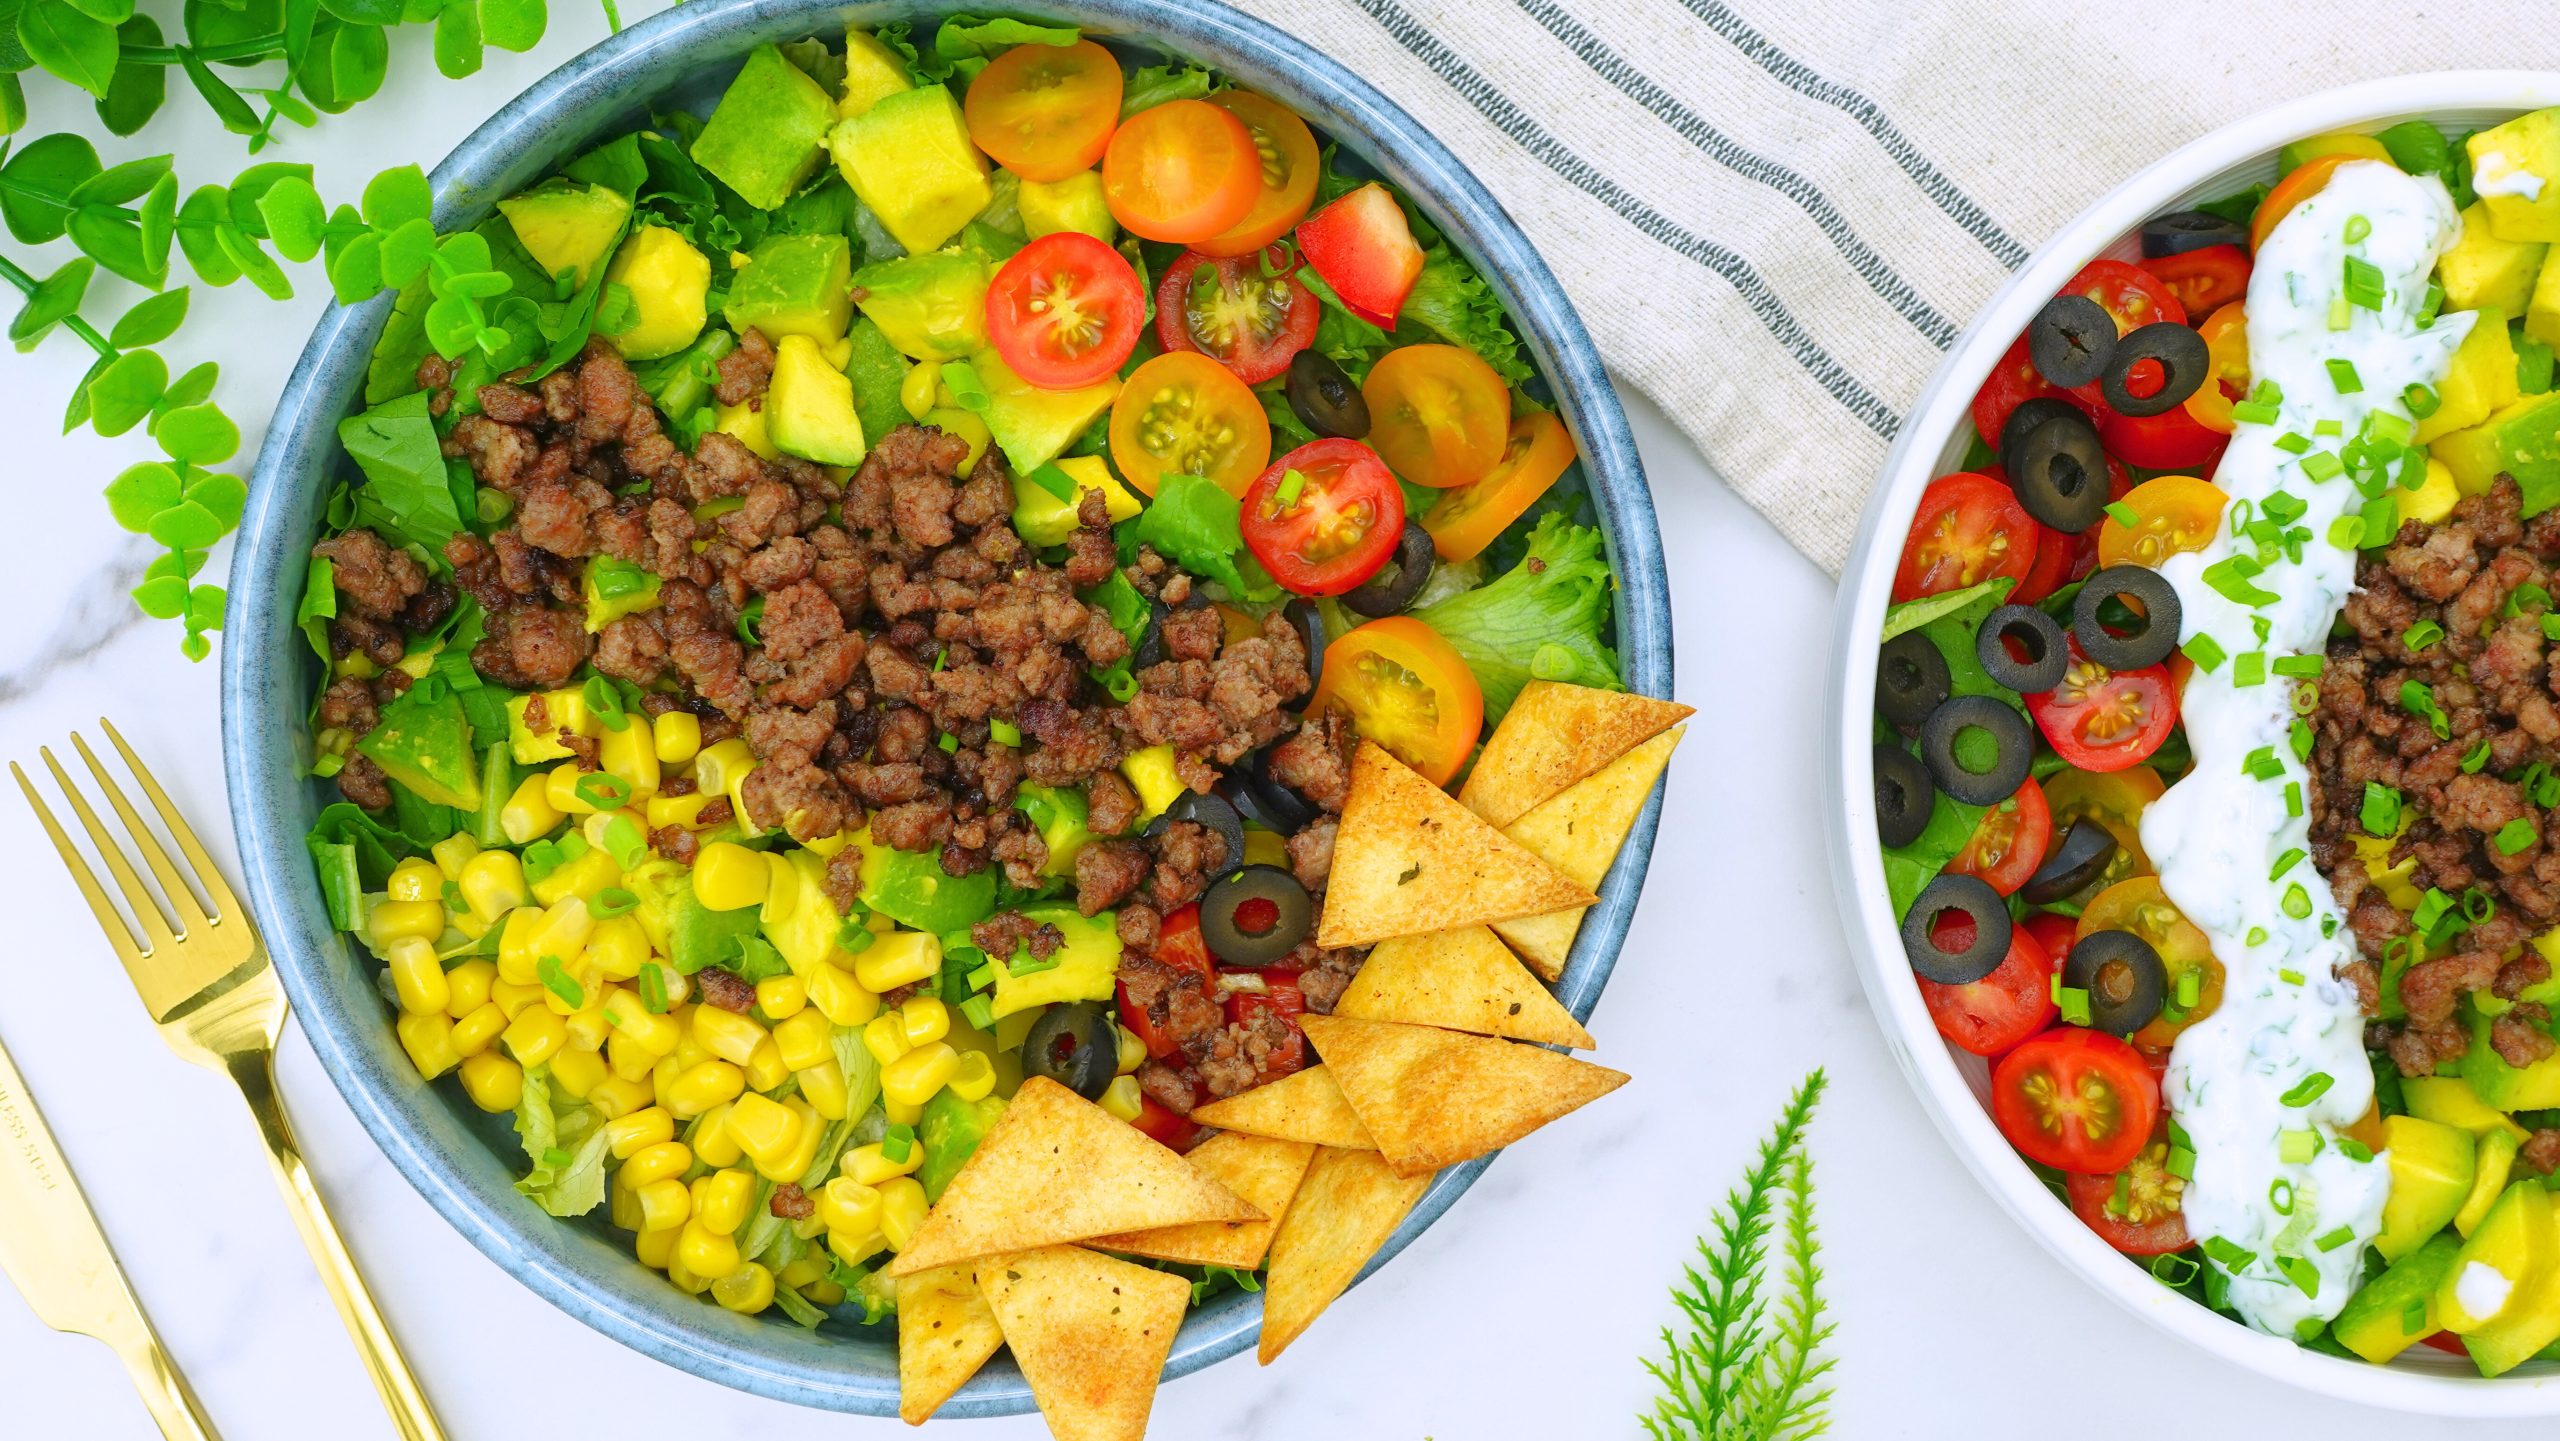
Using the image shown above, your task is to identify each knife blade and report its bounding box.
[0,1028,146,1342]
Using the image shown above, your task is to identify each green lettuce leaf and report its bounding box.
[918,13,1076,82]
[365,275,433,406]
[304,801,413,931]
[1397,244,1529,386]
[1131,473,1282,602]
[1882,784,1986,921]
[340,390,463,553]
[1120,62,1215,118]
[297,555,337,664]
[511,1066,613,1217]
[1407,513,1619,724]
[1298,266,1390,382]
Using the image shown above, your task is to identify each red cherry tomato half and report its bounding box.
[1116,905,1213,1062]
[1948,776,2052,896]
[1971,332,2106,449]
[1919,916,2058,1057]
[2063,258,2188,336]
[2099,403,2230,472]
[2025,639,2177,774]
[1154,249,1320,386]
[2064,1133,2192,1255]
[1296,182,1423,329]
[1240,438,1407,596]
[985,232,1146,390]
[1221,978,1309,1088]
[1893,471,2039,604]
[1978,462,2119,607]
[1991,1027,2160,1174]
[2021,912,2081,965]
[1131,1094,1206,1153]
[2139,244,2251,319]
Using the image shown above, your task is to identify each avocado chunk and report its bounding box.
[357,682,483,810]
[837,29,915,119]
[601,224,710,362]
[828,84,993,256]
[2403,1074,2535,1141]
[2335,1232,2464,1364]
[2466,1004,2560,1109]
[583,555,662,631]
[850,251,990,361]
[2400,457,2463,527]
[2431,392,2560,512]
[2438,1180,2555,1334]
[761,848,861,971]
[969,349,1121,474]
[725,233,855,347]
[496,180,634,289]
[629,857,765,975]
[1011,454,1142,546]
[856,832,998,934]
[917,1088,1007,1202]
[2459,1128,2524,1237]
[841,317,913,447]
[2469,111,2560,243]
[689,43,837,211]
[2380,1114,2477,1261]
[2530,253,2560,353]
[2440,202,2548,315]
[2414,308,2519,444]
[712,398,780,459]
[1018,171,1117,242]
[986,904,1120,1020]
[766,334,868,466]
[1013,782,1093,878]
[504,688,598,765]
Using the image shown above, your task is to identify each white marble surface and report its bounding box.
[0,18,2542,1439]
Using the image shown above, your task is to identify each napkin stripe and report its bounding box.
[1670,0,2031,267]
[1353,0,1900,436]
[1510,0,1958,347]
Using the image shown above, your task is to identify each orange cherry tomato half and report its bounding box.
[2096,474,2228,569]
[1240,438,1406,596]
[1991,1027,2159,1174]
[2077,876,2224,1049]
[1102,98,1262,244]
[2253,151,2378,250]
[2181,301,2250,435]
[2041,765,2164,901]
[1191,91,1322,258]
[2139,243,2250,320]
[1307,615,1484,786]
[1154,249,1319,386]
[1360,343,1512,489]
[2024,639,2177,773]
[984,232,1146,390]
[963,39,1125,182]
[1893,471,2037,603]
[1108,350,1272,497]
[1422,410,1576,563]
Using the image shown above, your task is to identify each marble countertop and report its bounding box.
[0,18,2537,1439]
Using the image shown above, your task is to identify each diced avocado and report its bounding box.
[827,85,992,255]
[2460,1128,2524,1237]
[924,406,992,471]
[2440,203,2549,317]
[2468,1004,2560,1110]
[629,856,764,975]
[2467,1182,2560,1374]
[2469,111,2560,243]
[601,224,710,362]
[1120,743,1185,822]
[1013,782,1093,878]
[850,251,990,361]
[724,234,855,346]
[917,1088,1006,1202]
[855,831,998,934]
[713,398,779,459]
[2404,1074,2534,1142]
[2438,1181,2554,1334]
[2433,392,2560,511]
[2336,1232,2465,1364]
[689,44,837,211]
[766,334,868,466]
[2415,309,2519,444]
[1012,454,1142,546]
[1017,171,1116,242]
[986,905,1120,1020]
[2380,1114,2477,1261]
[496,180,633,289]
[2401,458,2463,527]
[583,555,662,632]
[837,29,915,119]
[2531,254,2560,353]
[762,849,860,972]
[503,688,597,765]
[356,683,482,810]
[841,317,913,447]
[970,349,1121,474]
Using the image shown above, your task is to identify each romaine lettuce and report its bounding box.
[1408,513,1619,724]
[511,1067,613,1217]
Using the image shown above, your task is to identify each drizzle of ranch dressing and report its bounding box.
[2145,161,2473,1338]
[2474,149,2547,201]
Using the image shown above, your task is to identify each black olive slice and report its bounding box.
[1283,598,1325,710]
[2028,294,2116,389]
[1919,694,2033,806]
[1875,744,1934,848]
[1200,864,1315,966]
[1021,1003,1120,1099]
[2073,564,2182,670]
[1287,349,1370,439]
[1999,400,2109,532]
[1876,630,1953,732]
[2065,929,2167,1037]
[1247,747,1320,833]
[2101,321,2211,418]
[2141,210,2248,258]
[1976,604,2069,694]
[1343,521,1437,617]
[1902,873,2011,984]
[1146,789,1246,875]
[2019,819,2120,905]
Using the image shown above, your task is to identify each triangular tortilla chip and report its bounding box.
[1188,1065,1377,1150]
[1460,682,1692,828]
[1089,1132,1316,1269]
[1492,726,1685,980]
[977,1247,1190,1441]
[1336,925,1595,1048]
[895,1265,1005,1425]
[1300,1014,1629,1177]
[887,1077,1260,1276]
[1316,742,1594,949]
[1259,1147,1432,1363]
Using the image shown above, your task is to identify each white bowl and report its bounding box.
[1825,71,2560,1416]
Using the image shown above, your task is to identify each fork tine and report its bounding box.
[70,730,211,938]
[12,761,150,966]
[37,745,176,954]
[100,718,240,923]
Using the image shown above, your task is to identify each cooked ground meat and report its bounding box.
[971,911,1063,963]
[2526,1128,2560,1177]
[767,1181,816,1220]
[693,966,756,1014]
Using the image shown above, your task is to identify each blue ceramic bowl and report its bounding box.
[222,0,1668,1416]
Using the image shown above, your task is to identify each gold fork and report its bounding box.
[15,720,448,1441]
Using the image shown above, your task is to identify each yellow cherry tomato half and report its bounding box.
[2182,301,2250,435]
[1191,91,1323,258]
[2041,765,2165,907]
[964,40,1125,182]
[2097,474,2229,569]
[2077,875,2224,1047]
[1108,350,1272,497]
[1421,410,1576,562]
[2252,151,2393,251]
[1360,343,1512,489]
[1102,99,1262,244]
[1308,616,1484,786]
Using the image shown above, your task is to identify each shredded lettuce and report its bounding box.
[1408,513,1619,724]
[1121,62,1216,118]
[339,391,462,554]
[908,14,1078,83]
[511,1067,613,1217]
[297,556,337,664]
[1398,244,1530,386]
[1130,473,1282,602]
[1297,267,1390,383]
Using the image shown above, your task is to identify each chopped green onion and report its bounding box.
[2275,431,2312,454]
[639,962,670,1014]
[2176,968,2202,1009]
[2400,678,2450,739]
[2290,719,2315,760]
[2463,738,2493,774]
[2282,883,2312,919]
[2246,926,2268,947]
[573,771,633,810]
[2300,450,2345,483]
[2203,1236,2256,1271]
[2343,255,2386,310]
[2280,1129,2322,1164]
[2327,357,2364,393]
[588,886,638,919]
[959,994,995,1030]
[2285,780,2304,818]
[2272,654,2324,677]
[2417,280,2446,327]
[1274,468,1308,508]
[2243,745,2284,780]
[2167,1145,2197,1180]
[2338,1137,2374,1163]
[2183,634,2228,672]
[2344,214,2372,243]
[2271,847,2305,879]
[2103,501,2139,528]
[2402,619,2444,651]
[2412,888,2456,933]
[2465,887,2499,924]
[538,955,585,1010]
[2326,514,2366,549]
[2232,398,2281,426]
[2203,555,2280,606]
[2280,967,2305,984]
[880,1125,915,1164]
[2362,782,2402,837]
[2280,1072,2334,1107]
[2315,1224,2356,1253]
[2498,818,2540,856]
[966,960,997,991]
[937,732,959,754]
[2232,651,2267,687]
[989,718,1022,747]
[2269,1179,2296,1215]
[2276,1254,2321,1299]
[2057,986,2092,1027]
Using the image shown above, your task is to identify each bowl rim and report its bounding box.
[220,0,1669,1417]
[1824,69,2560,1416]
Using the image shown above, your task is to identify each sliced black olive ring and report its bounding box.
[1021,1003,1121,1099]
[1876,630,1953,732]
[2065,929,2167,1037]
[2141,209,2248,258]
[1146,789,1247,875]
[1874,744,1935,848]
[1288,349,1371,439]
[1342,521,1437,617]
[2073,564,2182,671]
[2101,321,2210,418]
[1918,694,2033,806]
[1998,399,2109,532]
[1902,873,2012,984]
[1283,598,1325,710]
[1245,746,1320,833]
[1200,864,1315,966]
[2019,818,2119,905]
[2028,293,2116,389]
[1976,603,2069,695]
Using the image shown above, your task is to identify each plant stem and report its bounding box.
[0,252,119,359]
[118,35,287,66]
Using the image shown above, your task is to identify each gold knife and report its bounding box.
[0,1027,220,1441]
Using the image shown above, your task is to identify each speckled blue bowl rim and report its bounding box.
[222,0,1668,1417]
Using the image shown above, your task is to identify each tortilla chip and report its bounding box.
[1089,1132,1316,1268]
[1336,925,1595,1048]
[1316,742,1594,949]
[977,1246,1190,1441]
[1300,1014,1629,1176]
[895,1265,1005,1425]
[1259,1147,1432,1363]
[887,1076,1260,1276]
[1460,682,1693,828]
[1492,726,1686,980]
[1187,1065,1378,1150]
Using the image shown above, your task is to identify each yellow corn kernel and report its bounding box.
[582,915,647,981]
[767,1096,824,1182]
[827,1228,887,1270]
[724,1093,804,1174]
[884,1095,923,1128]
[532,849,621,909]
[503,1007,568,1068]
[901,360,941,421]
[863,1014,912,1069]
[636,1225,680,1269]
[634,1177,692,1232]
[676,1221,740,1279]
[566,999,612,1054]
[607,1106,675,1158]
[608,1030,658,1082]
[806,963,880,1027]
[383,936,449,1016]
[695,1168,756,1234]
[692,1006,768,1068]
[455,855,526,927]
[897,995,950,1048]
[500,772,564,845]
[877,1176,928,1252]
[667,1261,715,1296]
[745,1037,790,1094]
[459,1052,525,1113]
[598,716,661,799]
[882,1042,959,1109]
[550,1045,608,1099]
[802,1277,846,1305]
[714,1263,776,1315]
[842,1139,922,1187]
[692,738,758,817]
[798,1058,851,1120]
[496,907,544,985]
[1100,1074,1143,1122]
[852,931,941,993]
[669,1024,711,1073]
[691,842,769,911]
[397,1012,460,1079]
[491,977,545,1019]
[756,974,807,1021]
[367,898,446,949]
[621,1139,693,1188]
[610,1175,643,1232]
[793,1213,829,1242]
[545,762,607,816]
[451,1002,508,1059]
[770,1009,835,1079]
[760,851,803,928]
[666,1060,746,1118]
[778,1254,829,1290]
[602,989,683,1056]
[818,1177,883,1235]
[587,1075,653,1119]
[692,1103,746,1166]
[1120,744,1184,821]
[653,711,702,766]
[1115,1023,1146,1076]
[528,895,596,970]
[645,792,717,831]
[946,1049,997,1103]
[386,857,444,903]
[444,959,495,1019]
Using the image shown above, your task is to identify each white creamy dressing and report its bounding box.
[2474,149,2546,201]
[2459,1260,2515,1320]
[2146,161,2474,1337]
